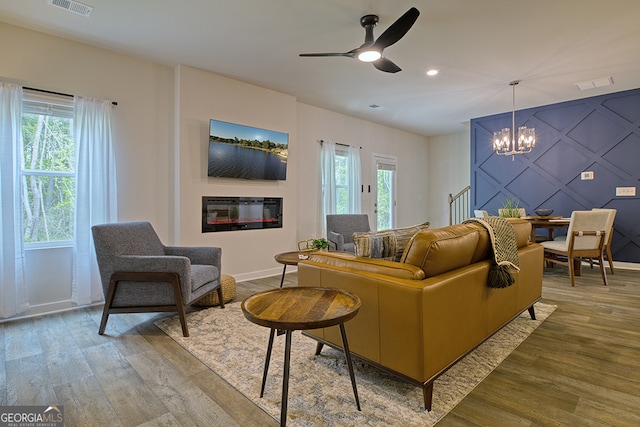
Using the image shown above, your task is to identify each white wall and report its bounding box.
[0,22,175,230]
[1,22,174,317]
[1,21,439,318]
[174,65,299,279]
[426,130,471,228]
[296,103,429,240]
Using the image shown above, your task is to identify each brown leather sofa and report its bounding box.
[297,219,543,410]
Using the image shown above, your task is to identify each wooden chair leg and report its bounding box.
[606,246,615,274]
[569,257,576,287]
[598,254,608,286]
[168,275,189,337]
[99,279,119,335]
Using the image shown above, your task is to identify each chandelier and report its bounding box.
[493,80,536,159]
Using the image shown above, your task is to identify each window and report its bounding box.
[320,141,361,234]
[373,155,397,230]
[20,92,75,246]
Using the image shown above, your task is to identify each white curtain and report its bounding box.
[72,97,118,305]
[0,82,27,318]
[319,140,336,235]
[318,141,362,237]
[347,144,362,213]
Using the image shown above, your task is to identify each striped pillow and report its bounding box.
[353,221,430,261]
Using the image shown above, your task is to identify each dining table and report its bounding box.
[521,215,571,242]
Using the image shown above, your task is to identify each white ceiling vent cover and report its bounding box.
[47,0,93,17]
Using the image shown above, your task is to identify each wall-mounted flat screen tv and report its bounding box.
[208,119,288,180]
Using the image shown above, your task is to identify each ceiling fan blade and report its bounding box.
[373,7,420,51]
[299,52,354,58]
[373,57,401,73]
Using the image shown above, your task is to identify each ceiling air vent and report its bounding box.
[47,0,93,17]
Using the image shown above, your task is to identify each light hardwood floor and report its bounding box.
[1,267,639,426]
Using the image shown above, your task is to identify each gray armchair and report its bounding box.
[91,221,223,337]
[326,214,371,252]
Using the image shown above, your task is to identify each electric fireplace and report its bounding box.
[202,196,283,233]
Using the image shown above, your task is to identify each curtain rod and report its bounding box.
[318,139,362,149]
[23,86,118,106]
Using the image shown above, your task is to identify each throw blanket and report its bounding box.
[463,217,520,288]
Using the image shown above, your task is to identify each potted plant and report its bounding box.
[312,238,330,251]
[498,197,523,218]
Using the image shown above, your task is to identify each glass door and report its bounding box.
[373,155,397,230]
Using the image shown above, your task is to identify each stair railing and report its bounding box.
[448,185,471,225]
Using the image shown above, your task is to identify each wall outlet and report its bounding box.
[581,171,594,180]
[616,187,636,196]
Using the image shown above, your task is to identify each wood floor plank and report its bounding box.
[82,341,169,426]
[438,266,640,426]
[189,363,279,427]
[54,376,124,427]
[2,267,639,426]
[39,323,95,386]
[126,349,240,426]
[5,354,58,406]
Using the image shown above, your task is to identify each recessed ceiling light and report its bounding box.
[426,69,439,77]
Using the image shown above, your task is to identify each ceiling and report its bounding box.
[2,0,640,137]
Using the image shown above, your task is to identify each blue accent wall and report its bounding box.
[471,88,640,263]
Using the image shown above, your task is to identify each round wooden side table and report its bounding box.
[273,251,303,287]
[241,286,361,426]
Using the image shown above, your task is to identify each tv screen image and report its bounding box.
[208,119,288,180]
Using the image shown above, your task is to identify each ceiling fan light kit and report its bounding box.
[299,7,420,73]
[357,50,382,62]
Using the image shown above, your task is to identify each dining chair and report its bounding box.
[589,208,617,274]
[473,209,489,218]
[541,210,610,286]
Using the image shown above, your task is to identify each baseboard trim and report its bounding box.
[613,261,640,271]
[232,266,294,283]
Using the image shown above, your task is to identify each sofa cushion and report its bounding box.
[401,224,484,277]
[353,221,430,261]
[401,220,531,277]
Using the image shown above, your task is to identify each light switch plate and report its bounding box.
[616,187,636,196]
[581,171,594,180]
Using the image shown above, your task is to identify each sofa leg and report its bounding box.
[527,305,536,320]
[423,381,433,411]
[315,342,324,355]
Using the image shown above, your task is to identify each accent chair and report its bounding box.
[326,214,371,252]
[91,221,224,337]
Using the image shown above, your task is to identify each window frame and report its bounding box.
[20,91,75,249]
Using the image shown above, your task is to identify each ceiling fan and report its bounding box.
[299,7,420,73]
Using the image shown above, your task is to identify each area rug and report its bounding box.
[155,302,556,426]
